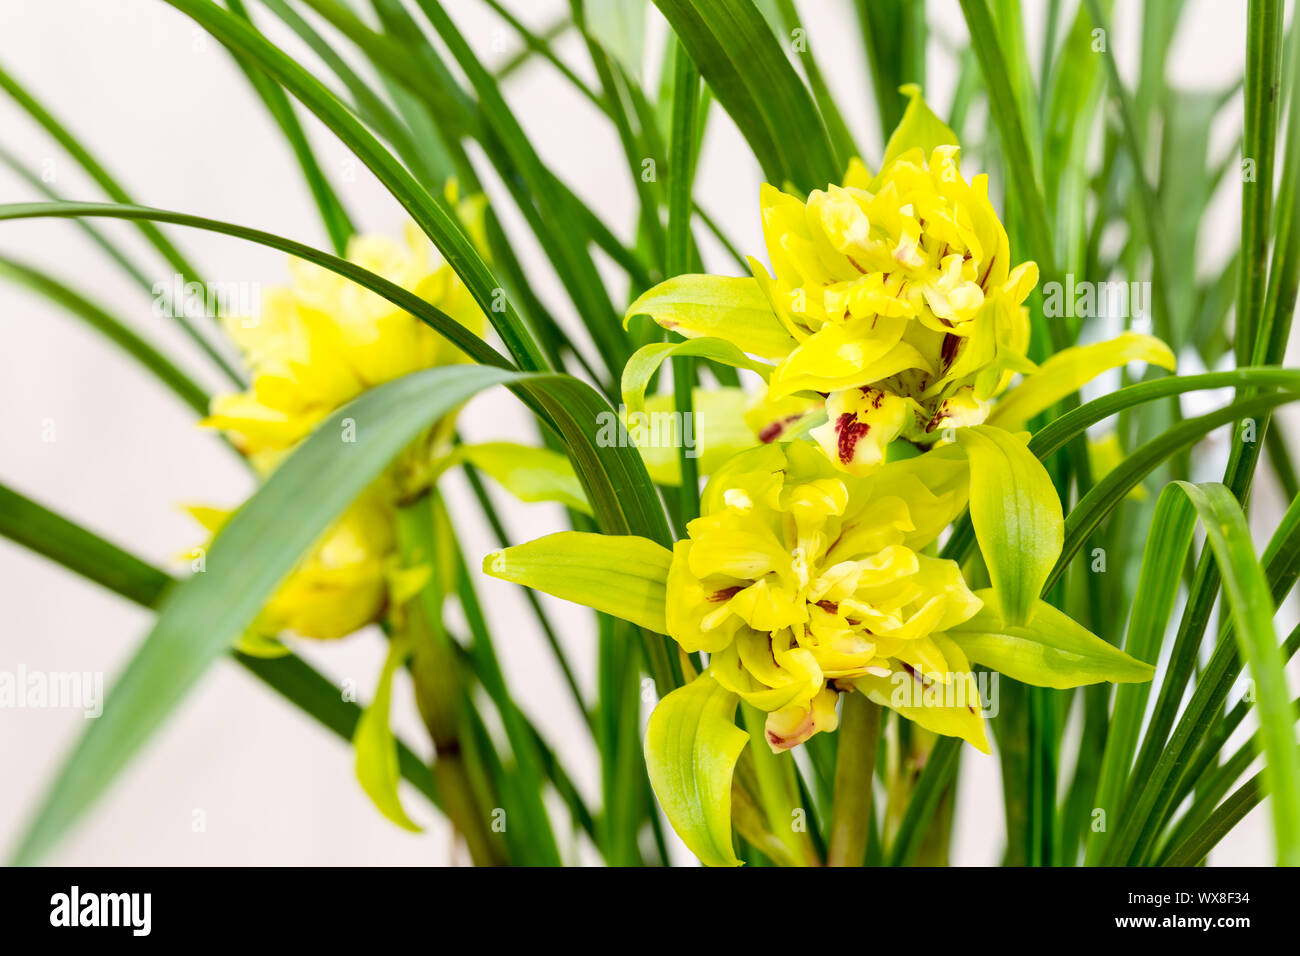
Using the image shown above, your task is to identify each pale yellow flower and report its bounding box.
[666,441,986,751]
[751,145,1038,472]
[204,223,485,457]
[196,218,486,641]
[186,488,398,641]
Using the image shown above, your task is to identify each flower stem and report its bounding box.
[827,691,882,867]
[739,704,822,866]
[395,492,505,865]
[743,702,821,868]
[668,41,701,533]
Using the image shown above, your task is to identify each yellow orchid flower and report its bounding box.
[752,143,1037,449]
[184,487,407,641]
[668,440,983,751]
[203,222,486,457]
[194,215,487,643]
[483,433,1155,866]
[624,88,1175,476]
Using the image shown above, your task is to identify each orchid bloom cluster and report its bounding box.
[626,88,1172,478]
[487,90,1167,866]
[487,419,1157,865]
[669,441,987,752]
[194,221,485,642]
[195,88,1166,865]
[758,146,1038,473]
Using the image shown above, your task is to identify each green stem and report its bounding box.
[887,735,962,866]
[395,492,505,866]
[460,458,590,724]
[739,704,821,866]
[668,40,701,530]
[827,692,881,867]
[1236,0,1284,366]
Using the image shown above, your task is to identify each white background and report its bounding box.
[0,0,1290,865]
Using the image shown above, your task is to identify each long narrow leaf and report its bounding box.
[9,364,517,864]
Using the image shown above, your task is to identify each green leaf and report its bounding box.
[621,338,772,414]
[941,370,1300,571]
[0,481,442,813]
[354,637,423,832]
[1162,773,1268,868]
[1169,482,1300,866]
[651,0,840,190]
[958,0,1061,335]
[947,591,1155,688]
[1042,0,1109,276]
[644,672,749,867]
[0,200,509,371]
[1085,484,1198,865]
[988,332,1176,431]
[224,0,354,255]
[9,364,515,865]
[1029,368,1300,459]
[1102,481,1300,866]
[1081,0,1178,345]
[0,61,212,317]
[0,143,238,384]
[0,481,171,609]
[884,735,961,866]
[442,442,591,515]
[401,0,629,371]
[956,425,1063,624]
[877,83,958,176]
[625,275,797,359]
[851,0,928,143]
[164,0,551,373]
[0,254,210,416]
[233,632,292,659]
[584,0,647,80]
[1231,0,1284,365]
[1047,391,1300,594]
[665,37,705,529]
[482,531,672,635]
[258,0,452,188]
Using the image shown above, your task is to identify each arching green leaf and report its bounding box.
[483,531,672,635]
[946,591,1155,687]
[644,672,749,867]
[354,637,423,832]
[956,425,1063,624]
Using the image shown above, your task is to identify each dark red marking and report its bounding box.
[835,413,870,463]
[940,333,961,371]
[758,414,801,444]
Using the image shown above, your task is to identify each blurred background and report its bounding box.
[0,0,1289,864]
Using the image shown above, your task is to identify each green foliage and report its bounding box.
[2,0,1297,869]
